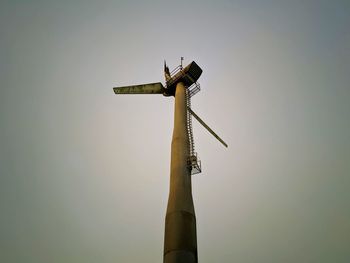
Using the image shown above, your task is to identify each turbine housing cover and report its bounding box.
[165,61,203,96]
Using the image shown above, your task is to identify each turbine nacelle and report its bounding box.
[164,61,202,96]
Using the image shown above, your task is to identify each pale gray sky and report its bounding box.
[1,0,350,262]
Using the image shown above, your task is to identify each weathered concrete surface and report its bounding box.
[164,82,197,263]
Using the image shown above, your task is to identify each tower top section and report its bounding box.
[164,61,203,96]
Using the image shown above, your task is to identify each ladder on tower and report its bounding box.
[186,83,201,175]
[168,61,202,175]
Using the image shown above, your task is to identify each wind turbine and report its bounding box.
[113,59,227,263]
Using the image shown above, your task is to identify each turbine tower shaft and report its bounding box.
[164,82,197,263]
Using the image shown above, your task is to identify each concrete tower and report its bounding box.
[164,81,197,262]
[113,60,227,263]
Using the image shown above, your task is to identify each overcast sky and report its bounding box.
[1,1,349,262]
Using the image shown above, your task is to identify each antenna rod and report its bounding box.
[188,107,228,148]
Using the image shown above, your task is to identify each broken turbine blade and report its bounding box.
[113,82,165,95]
[188,107,228,148]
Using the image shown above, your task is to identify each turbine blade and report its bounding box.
[188,107,228,148]
[164,60,171,82]
[113,82,165,95]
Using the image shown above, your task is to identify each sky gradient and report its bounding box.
[1,0,350,262]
